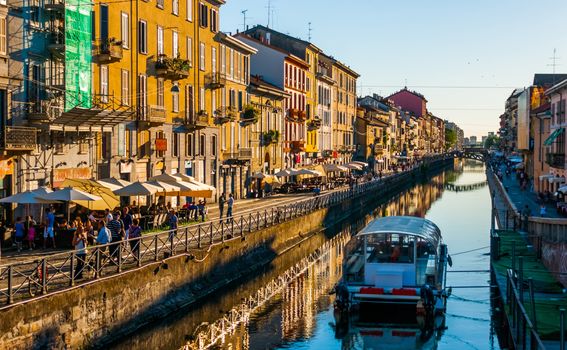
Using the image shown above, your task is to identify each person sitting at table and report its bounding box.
[197,200,206,222]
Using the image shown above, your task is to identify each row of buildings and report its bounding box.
[0,0,463,211]
[498,73,567,193]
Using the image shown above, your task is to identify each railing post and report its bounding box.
[7,265,13,304]
[184,228,189,252]
[95,248,101,279]
[70,253,75,287]
[154,236,159,262]
[137,239,142,267]
[560,308,565,350]
[117,243,122,272]
[41,258,47,295]
[518,257,524,304]
[170,231,175,256]
[248,213,252,232]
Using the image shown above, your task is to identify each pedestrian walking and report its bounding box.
[26,216,36,250]
[43,208,56,249]
[72,222,87,279]
[540,204,547,217]
[197,200,206,222]
[168,209,178,243]
[226,194,234,223]
[122,207,133,239]
[128,218,142,257]
[14,217,25,252]
[107,212,124,258]
[219,193,226,219]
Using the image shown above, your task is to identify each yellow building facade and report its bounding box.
[331,61,359,164]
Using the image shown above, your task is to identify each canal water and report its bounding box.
[108,160,500,350]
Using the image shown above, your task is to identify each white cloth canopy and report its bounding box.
[323,164,348,172]
[39,187,102,202]
[539,174,554,181]
[349,161,368,167]
[0,190,58,204]
[113,181,161,196]
[249,172,266,179]
[275,168,297,177]
[150,173,214,197]
[549,176,566,184]
[344,163,363,171]
[97,177,132,191]
[558,185,567,194]
[146,181,181,194]
[296,169,322,176]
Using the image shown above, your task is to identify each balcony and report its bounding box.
[93,38,123,64]
[291,140,305,152]
[214,107,237,125]
[155,54,190,80]
[205,72,227,89]
[27,101,53,125]
[262,130,280,145]
[240,105,259,126]
[1,126,38,152]
[182,111,209,131]
[546,153,566,169]
[287,109,306,122]
[238,148,252,160]
[139,105,166,126]
[307,117,322,131]
[374,144,384,154]
[44,0,64,12]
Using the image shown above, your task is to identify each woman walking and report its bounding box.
[128,218,142,258]
[72,221,88,279]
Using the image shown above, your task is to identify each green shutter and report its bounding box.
[544,128,564,146]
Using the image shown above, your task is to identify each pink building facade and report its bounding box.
[387,88,427,118]
[544,79,567,190]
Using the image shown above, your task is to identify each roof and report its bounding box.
[357,216,442,247]
[387,87,428,103]
[533,74,567,88]
[545,79,567,96]
[244,25,322,53]
[248,75,290,99]
[217,32,258,54]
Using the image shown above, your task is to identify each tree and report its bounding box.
[484,135,500,149]
[445,128,457,150]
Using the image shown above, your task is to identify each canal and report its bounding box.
[107,160,500,350]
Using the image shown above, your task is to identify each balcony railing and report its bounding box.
[214,107,237,125]
[307,117,322,131]
[546,153,565,169]
[93,38,123,63]
[291,140,305,152]
[139,105,166,125]
[239,148,252,160]
[1,126,38,152]
[205,73,227,89]
[184,111,209,130]
[155,54,190,80]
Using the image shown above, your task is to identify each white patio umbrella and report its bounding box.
[344,163,363,171]
[39,187,102,221]
[275,168,298,177]
[249,172,266,179]
[113,181,161,196]
[349,161,368,167]
[97,177,132,192]
[0,190,57,204]
[296,169,322,176]
[146,180,181,195]
[323,164,348,172]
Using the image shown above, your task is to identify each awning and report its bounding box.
[549,176,566,184]
[544,128,565,146]
[539,174,554,181]
[49,105,135,132]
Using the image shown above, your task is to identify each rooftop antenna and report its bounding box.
[241,9,248,31]
[266,0,272,28]
[308,22,312,42]
[548,48,561,82]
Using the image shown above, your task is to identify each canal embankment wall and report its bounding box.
[487,168,567,287]
[0,158,452,349]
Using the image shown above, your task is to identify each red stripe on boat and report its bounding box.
[359,287,385,295]
[360,330,384,336]
[392,288,417,296]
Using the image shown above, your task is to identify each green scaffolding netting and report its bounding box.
[65,0,92,111]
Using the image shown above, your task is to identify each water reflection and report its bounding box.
[109,160,500,350]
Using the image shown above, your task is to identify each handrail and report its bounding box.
[506,269,547,350]
[0,155,452,307]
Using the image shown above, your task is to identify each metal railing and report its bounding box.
[505,269,547,350]
[546,153,566,169]
[0,155,451,308]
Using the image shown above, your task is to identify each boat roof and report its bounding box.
[357,216,442,247]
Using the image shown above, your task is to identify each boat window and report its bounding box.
[365,233,414,264]
[416,237,437,257]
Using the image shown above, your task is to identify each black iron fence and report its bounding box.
[0,155,451,308]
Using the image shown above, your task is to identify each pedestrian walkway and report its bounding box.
[498,165,562,219]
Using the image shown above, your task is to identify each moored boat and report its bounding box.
[334,216,451,328]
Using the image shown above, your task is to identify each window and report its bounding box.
[199,42,205,71]
[243,56,249,84]
[210,8,218,32]
[172,0,178,15]
[172,83,179,112]
[235,52,241,80]
[185,84,194,120]
[138,131,150,158]
[157,0,164,9]
[157,26,164,55]
[55,133,65,154]
[100,65,108,102]
[229,48,234,78]
[79,139,89,154]
[138,20,147,54]
[186,134,194,156]
[172,31,178,57]
[211,135,217,156]
[0,16,6,56]
[199,2,208,27]
[200,134,206,155]
[186,36,193,65]
[121,12,129,48]
[121,70,129,105]
[211,46,216,73]
[156,131,166,158]
[220,45,226,74]
[139,74,147,116]
[186,0,193,21]
[172,133,179,157]
[117,124,126,156]
[157,78,164,107]
[200,87,205,111]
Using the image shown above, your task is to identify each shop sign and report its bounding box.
[53,167,91,188]
[155,138,168,151]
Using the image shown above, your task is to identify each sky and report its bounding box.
[220,0,567,138]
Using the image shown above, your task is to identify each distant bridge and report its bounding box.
[449,148,489,162]
[444,180,488,192]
